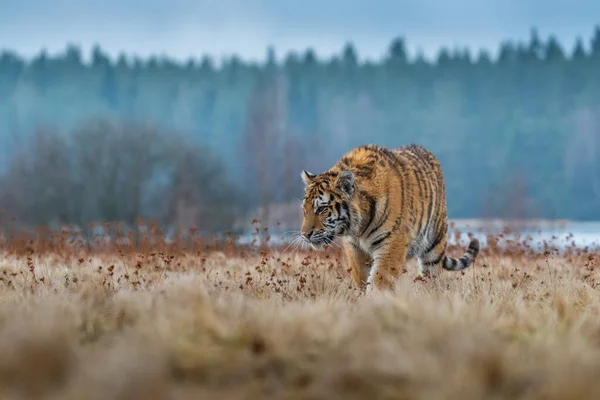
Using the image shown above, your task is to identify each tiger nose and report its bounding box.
[301,231,313,239]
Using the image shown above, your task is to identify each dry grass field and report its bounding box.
[0,222,599,399]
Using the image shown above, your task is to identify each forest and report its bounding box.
[0,27,599,232]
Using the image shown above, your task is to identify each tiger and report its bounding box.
[299,143,480,293]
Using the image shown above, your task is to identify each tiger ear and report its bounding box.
[301,170,316,186]
[337,170,355,196]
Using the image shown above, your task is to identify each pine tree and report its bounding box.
[591,25,600,60]
[545,35,565,61]
[387,37,407,65]
[342,43,358,67]
[572,37,587,60]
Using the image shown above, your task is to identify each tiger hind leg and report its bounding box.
[417,230,447,279]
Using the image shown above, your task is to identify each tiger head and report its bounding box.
[299,169,356,249]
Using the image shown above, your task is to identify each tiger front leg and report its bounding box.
[343,240,371,292]
[366,237,408,293]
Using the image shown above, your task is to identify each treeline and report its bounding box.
[0,27,600,225]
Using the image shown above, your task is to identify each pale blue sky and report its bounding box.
[1,0,598,63]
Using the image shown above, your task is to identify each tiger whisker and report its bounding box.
[282,235,302,255]
[323,236,342,250]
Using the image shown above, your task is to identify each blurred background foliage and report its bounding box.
[0,27,599,233]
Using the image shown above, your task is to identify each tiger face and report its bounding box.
[299,169,355,249]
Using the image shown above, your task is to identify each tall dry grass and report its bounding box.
[0,222,599,399]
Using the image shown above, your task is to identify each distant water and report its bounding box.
[447,220,600,252]
[237,220,600,253]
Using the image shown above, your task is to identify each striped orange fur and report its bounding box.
[300,144,480,292]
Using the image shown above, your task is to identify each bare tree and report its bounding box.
[481,171,541,222]
[241,68,289,227]
[0,118,243,235]
[0,126,73,228]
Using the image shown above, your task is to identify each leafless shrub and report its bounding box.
[0,118,244,236]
